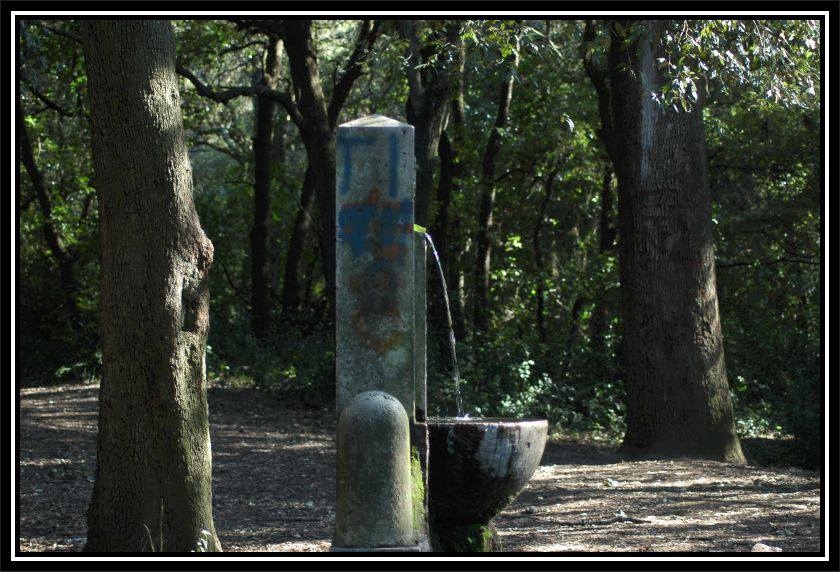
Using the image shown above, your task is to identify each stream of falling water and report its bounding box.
[420,232,466,418]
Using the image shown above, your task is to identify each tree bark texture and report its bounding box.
[608,20,745,463]
[473,50,519,332]
[250,39,280,339]
[81,20,222,551]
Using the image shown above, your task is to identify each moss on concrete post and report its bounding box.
[410,446,425,532]
[411,233,430,549]
[431,523,501,552]
[414,234,427,421]
[335,391,413,548]
[409,430,429,549]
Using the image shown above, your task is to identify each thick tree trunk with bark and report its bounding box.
[81,20,222,551]
[608,20,745,463]
[473,50,519,332]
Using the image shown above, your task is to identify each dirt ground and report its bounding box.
[17,383,822,554]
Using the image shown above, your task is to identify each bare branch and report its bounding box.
[20,191,37,210]
[327,20,381,129]
[22,80,79,118]
[261,88,304,129]
[222,262,250,308]
[176,65,256,104]
[192,139,246,162]
[399,20,425,115]
[717,257,820,269]
[231,19,285,38]
[37,21,82,44]
[176,65,304,128]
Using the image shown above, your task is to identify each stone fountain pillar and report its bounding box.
[333,115,429,552]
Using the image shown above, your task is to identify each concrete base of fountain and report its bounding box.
[426,418,548,552]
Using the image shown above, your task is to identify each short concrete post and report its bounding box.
[335,391,414,549]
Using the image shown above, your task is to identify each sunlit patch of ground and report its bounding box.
[497,442,820,552]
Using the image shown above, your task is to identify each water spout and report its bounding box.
[417,229,465,418]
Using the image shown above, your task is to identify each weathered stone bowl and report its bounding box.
[427,418,548,551]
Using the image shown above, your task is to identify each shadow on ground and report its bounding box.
[18,384,822,553]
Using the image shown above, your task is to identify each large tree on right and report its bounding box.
[608,20,746,463]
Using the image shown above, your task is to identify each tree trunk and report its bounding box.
[450,216,468,341]
[582,22,619,353]
[433,132,454,271]
[589,162,616,350]
[608,20,745,463]
[283,20,336,314]
[280,20,377,317]
[81,20,222,551]
[249,40,280,339]
[402,21,454,227]
[425,22,465,356]
[533,163,560,345]
[446,39,468,341]
[281,165,315,314]
[272,110,287,164]
[473,50,519,332]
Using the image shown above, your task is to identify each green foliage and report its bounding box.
[706,82,821,464]
[18,19,100,382]
[206,318,334,406]
[659,20,820,111]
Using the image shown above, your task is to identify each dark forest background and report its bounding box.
[18,19,822,467]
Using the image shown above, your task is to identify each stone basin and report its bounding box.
[426,418,548,551]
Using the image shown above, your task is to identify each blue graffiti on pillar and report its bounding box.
[338,129,412,257]
[338,189,412,258]
[337,131,375,196]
